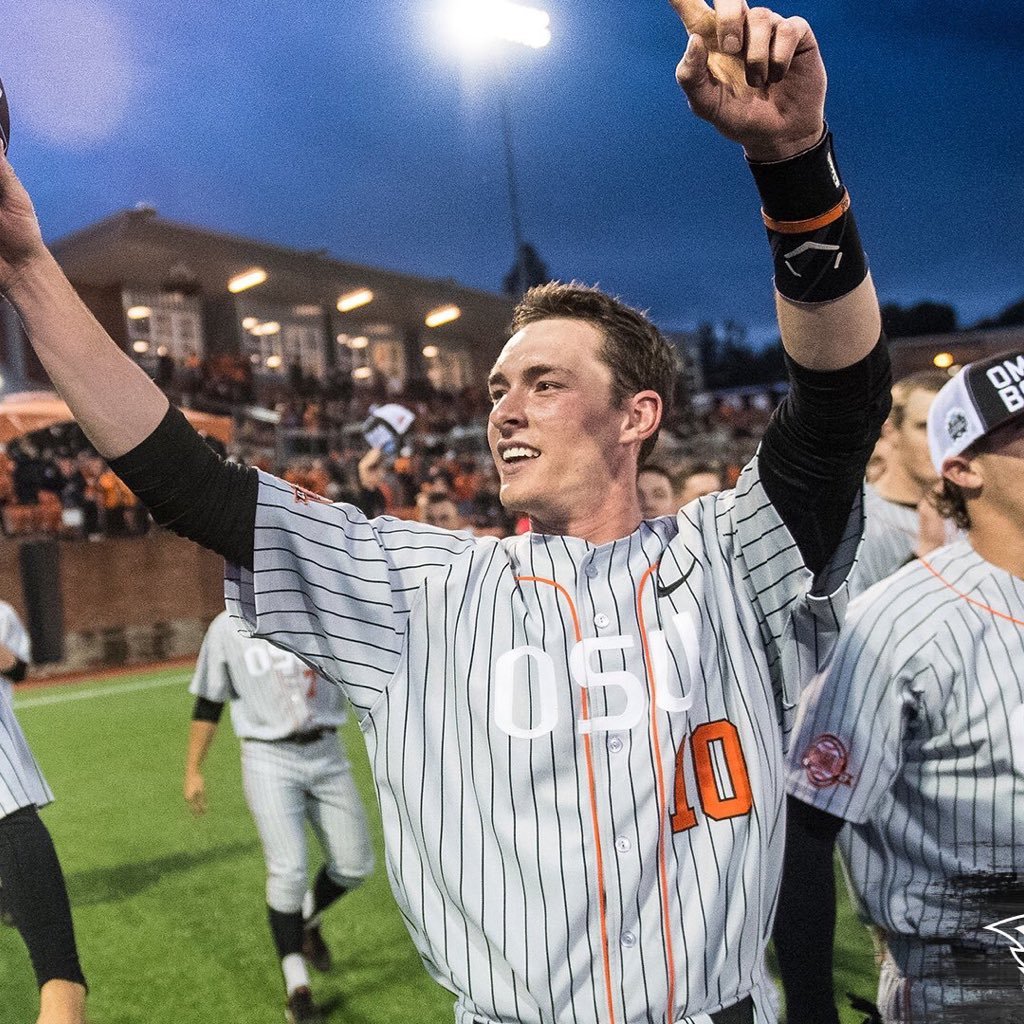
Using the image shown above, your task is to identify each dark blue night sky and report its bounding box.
[3,0,1021,342]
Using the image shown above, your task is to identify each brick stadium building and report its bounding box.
[1,207,516,398]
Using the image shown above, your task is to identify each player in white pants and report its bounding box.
[1,3,891,1020]
[185,611,374,1024]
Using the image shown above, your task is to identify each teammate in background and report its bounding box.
[637,463,679,518]
[677,460,727,505]
[0,606,86,1024]
[0,2,890,1020]
[184,611,374,1024]
[776,351,1024,1023]
[419,492,469,532]
[848,370,953,595]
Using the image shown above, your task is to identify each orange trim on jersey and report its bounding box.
[636,562,678,1024]
[516,575,617,1024]
[918,558,1024,628]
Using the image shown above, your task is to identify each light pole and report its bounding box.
[442,0,551,295]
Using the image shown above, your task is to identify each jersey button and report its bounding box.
[620,931,636,948]
[607,736,623,753]
[614,836,631,853]
[594,613,610,629]
[584,563,599,579]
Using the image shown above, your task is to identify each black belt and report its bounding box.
[253,727,336,746]
[473,995,753,1024]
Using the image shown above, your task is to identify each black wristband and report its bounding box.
[747,130,868,303]
[747,127,843,221]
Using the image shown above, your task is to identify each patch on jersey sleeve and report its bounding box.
[292,485,331,506]
[801,733,853,788]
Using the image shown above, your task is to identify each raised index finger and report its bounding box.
[668,0,716,37]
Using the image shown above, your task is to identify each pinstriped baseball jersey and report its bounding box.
[226,455,861,1024]
[0,689,52,817]
[0,600,30,706]
[190,610,347,741]
[847,484,920,596]
[787,540,1024,945]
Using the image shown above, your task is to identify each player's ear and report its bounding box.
[620,390,662,447]
[941,454,983,493]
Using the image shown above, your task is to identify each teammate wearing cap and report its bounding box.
[847,370,954,596]
[0,2,890,1021]
[185,612,374,1024]
[776,351,1024,1022]
[0,615,87,1024]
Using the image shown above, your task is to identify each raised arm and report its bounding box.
[671,0,881,370]
[0,158,168,458]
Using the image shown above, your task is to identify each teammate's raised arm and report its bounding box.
[671,0,881,370]
[0,156,168,458]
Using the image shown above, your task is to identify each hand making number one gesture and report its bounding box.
[670,0,827,162]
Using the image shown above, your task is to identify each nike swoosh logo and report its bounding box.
[655,559,696,599]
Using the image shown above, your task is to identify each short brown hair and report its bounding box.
[890,370,949,429]
[511,282,678,464]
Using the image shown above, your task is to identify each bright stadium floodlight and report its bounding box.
[444,0,551,52]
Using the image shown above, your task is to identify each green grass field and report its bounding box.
[4,665,878,1023]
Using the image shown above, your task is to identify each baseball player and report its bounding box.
[184,611,374,1024]
[776,351,1024,1022]
[848,370,954,595]
[0,2,891,1021]
[0,636,87,1024]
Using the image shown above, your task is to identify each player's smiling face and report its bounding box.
[487,318,654,539]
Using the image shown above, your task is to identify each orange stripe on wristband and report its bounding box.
[762,190,850,234]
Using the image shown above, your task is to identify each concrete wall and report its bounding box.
[2,531,225,676]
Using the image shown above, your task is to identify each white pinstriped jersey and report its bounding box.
[0,688,52,818]
[847,484,919,596]
[226,456,860,1024]
[787,540,1024,946]
[190,611,347,741]
[0,600,30,706]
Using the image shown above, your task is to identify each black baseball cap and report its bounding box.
[927,349,1024,471]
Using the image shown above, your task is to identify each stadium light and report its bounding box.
[933,352,955,369]
[422,344,440,358]
[444,0,551,51]
[228,267,268,293]
[349,335,369,349]
[337,288,374,312]
[126,305,151,320]
[353,366,373,380]
[251,321,280,336]
[132,340,149,353]
[265,354,283,369]
[425,304,461,328]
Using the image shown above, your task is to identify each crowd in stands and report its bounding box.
[0,359,782,541]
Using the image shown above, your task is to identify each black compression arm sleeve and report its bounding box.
[8,658,27,683]
[773,797,845,1024]
[107,406,258,570]
[192,696,225,723]
[760,337,891,577]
